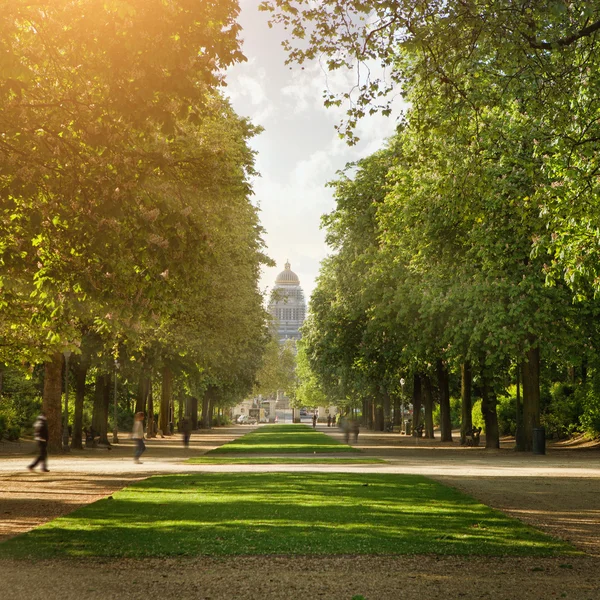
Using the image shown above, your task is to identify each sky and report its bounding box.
[224,1,401,303]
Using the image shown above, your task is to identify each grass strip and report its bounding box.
[0,472,578,559]
[208,423,357,454]
[186,457,386,464]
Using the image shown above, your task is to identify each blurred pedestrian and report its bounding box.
[312,413,317,428]
[332,414,337,427]
[132,412,146,464]
[28,411,49,472]
[181,416,192,448]
[351,420,360,443]
[340,416,350,444]
[327,414,332,427]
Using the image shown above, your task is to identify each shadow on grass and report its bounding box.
[0,473,578,559]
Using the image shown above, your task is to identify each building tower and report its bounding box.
[268,260,306,343]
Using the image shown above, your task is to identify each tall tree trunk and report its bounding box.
[201,387,213,429]
[0,364,4,395]
[481,374,500,449]
[147,382,155,438]
[190,396,198,429]
[393,393,401,426]
[93,374,111,445]
[412,374,422,430]
[460,362,472,445]
[361,398,369,428]
[178,393,184,426]
[208,397,215,427]
[437,359,452,442]
[521,344,540,452]
[422,374,434,438]
[92,375,102,434]
[160,366,172,435]
[71,357,89,450]
[43,353,64,453]
[135,370,150,415]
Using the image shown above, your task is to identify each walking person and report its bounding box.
[28,411,49,472]
[181,415,192,448]
[132,412,146,464]
[312,413,317,429]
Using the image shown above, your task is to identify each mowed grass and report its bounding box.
[207,424,356,454]
[0,473,577,559]
[187,457,385,465]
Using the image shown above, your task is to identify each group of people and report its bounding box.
[26,410,195,471]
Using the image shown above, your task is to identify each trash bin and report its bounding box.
[405,420,412,436]
[532,427,546,455]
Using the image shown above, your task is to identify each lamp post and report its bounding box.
[62,350,71,451]
[112,359,120,443]
[400,378,405,431]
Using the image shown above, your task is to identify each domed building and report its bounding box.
[268,260,306,343]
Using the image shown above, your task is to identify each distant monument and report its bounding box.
[267,260,306,343]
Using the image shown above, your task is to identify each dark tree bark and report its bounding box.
[202,386,216,429]
[135,369,150,415]
[393,393,401,426]
[361,398,369,428]
[147,382,155,438]
[481,375,500,449]
[412,373,422,430]
[71,356,90,450]
[422,374,435,438]
[437,359,452,442]
[43,353,64,453]
[208,396,215,426]
[460,362,472,445]
[190,396,198,429]
[160,366,172,435]
[521,344,540,452]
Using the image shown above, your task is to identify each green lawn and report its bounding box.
[208,424,357,454]
[187,457,386,464]
[0,472,577,559]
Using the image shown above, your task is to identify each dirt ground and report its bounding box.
[1,426,599,600]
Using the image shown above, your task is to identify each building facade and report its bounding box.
[267,260,306,343]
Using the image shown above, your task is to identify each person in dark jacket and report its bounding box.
[28,411,49,472]
[181,416,192,448]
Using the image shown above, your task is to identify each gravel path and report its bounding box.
[1,426,599,600]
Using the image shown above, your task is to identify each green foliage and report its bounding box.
[579,388,600,438]
[0,472,576,559]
